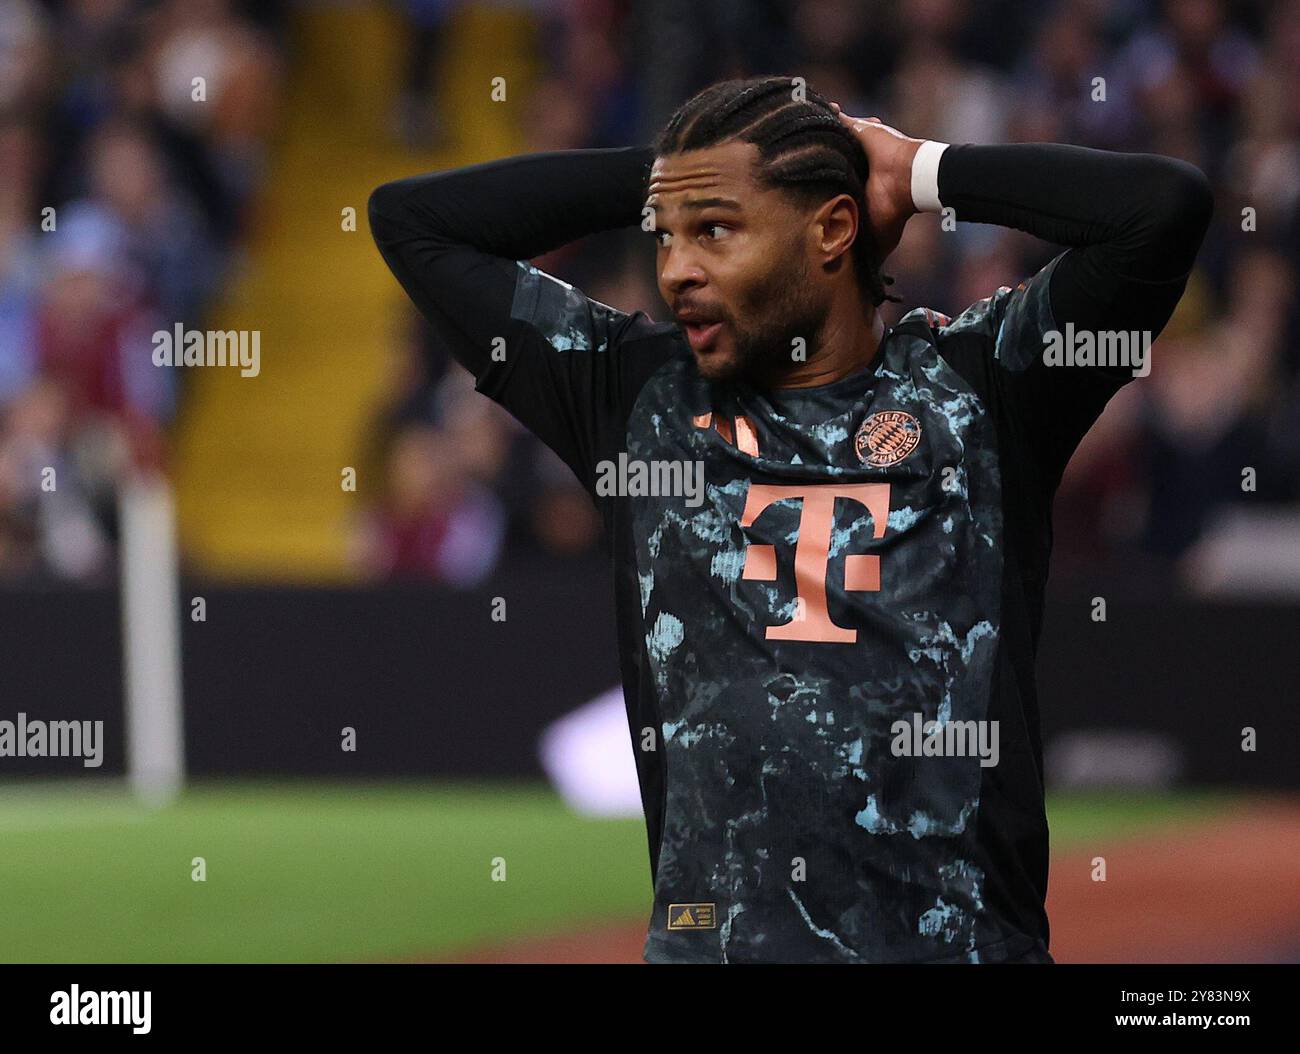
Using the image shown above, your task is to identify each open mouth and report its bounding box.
[683,321,723,352]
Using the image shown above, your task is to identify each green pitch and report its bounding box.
[0,780,1240,963]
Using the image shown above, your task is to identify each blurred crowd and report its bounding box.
[0,0,282,583]
[371,0,1300,590]
[5,0,1299,591]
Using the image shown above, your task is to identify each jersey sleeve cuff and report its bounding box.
[910,140,949,213]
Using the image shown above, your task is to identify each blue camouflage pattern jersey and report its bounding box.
[368,140,1211,964]
[498,256,1077,964]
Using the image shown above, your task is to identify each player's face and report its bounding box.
[648,141,831,384]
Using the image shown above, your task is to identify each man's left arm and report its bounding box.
[914,139,1214,483]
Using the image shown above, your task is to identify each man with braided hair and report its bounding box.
[369,75,1211,963]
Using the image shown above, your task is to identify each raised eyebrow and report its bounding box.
[644,196,744,214]
[680,197,743,212]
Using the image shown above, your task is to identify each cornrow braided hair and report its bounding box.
[650,75,901,308]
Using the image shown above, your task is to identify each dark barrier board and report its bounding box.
[0,559,1295,786]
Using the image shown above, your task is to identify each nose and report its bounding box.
[659,239,707,297]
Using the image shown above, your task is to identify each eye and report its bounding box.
[651,222,730,248]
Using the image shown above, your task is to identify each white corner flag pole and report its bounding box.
[119,472,185,806]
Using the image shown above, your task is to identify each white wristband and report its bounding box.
[910,140,949,213]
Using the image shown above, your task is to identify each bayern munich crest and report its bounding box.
[854,410,922,467]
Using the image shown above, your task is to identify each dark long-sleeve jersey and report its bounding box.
[369,139,1212,963]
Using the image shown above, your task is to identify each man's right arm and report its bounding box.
[367,146,671,487]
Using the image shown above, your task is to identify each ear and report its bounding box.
[815,194,861,264]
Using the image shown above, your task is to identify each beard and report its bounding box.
[695,248,830,386]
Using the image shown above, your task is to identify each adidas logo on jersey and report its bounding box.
[667,902,717,930]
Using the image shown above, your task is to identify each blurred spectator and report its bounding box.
[353,421,507,586]
[0,377,112,582]
[530,444,602,557]
[0,118,42,404]
[354,369,510,585]
[5,0,1300,592]
[35,203,168,423]
[393,0,456,149]
[78,118,221,324]
[0,0,282,584]
[149,0,282,215]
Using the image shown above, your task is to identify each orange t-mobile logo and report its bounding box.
[740,483,891,643]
